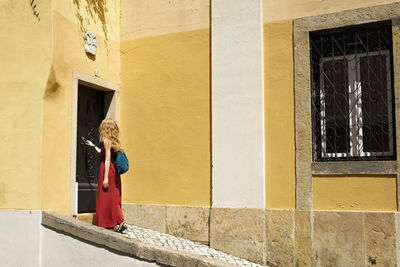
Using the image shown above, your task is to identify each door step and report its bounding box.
[73,212,96,225]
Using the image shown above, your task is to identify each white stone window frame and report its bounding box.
[319,50,394,158]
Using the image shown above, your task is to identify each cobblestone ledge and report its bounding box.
[42,211,236,267]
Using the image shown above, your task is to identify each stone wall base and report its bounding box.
[264,210,398,267]
[122,204,210,245]
[120,204,400,266]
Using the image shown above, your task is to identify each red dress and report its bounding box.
[96,147,125,228]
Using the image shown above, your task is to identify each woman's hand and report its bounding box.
[84,139,101,154]
[85,139,95,147]
[103,179,109,190]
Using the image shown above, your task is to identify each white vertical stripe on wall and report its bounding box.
[211,0,265,208]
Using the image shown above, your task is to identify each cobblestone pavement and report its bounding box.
[122,225,264,267]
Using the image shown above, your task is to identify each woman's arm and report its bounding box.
[103,140,111,190]
[94,146,101,154]
[84,140,101,154]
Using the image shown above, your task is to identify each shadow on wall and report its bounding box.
[30,0,40,22]
[43,66,60,99]
[72,0,109,44]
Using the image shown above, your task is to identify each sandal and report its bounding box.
[115,222,127,233]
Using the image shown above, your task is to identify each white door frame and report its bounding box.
[70,70,120,215]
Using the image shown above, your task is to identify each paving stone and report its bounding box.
[122,224,265,267]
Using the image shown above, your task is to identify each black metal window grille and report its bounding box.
[310,21,396,161]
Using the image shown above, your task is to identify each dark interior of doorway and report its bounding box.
[76,84,113,213]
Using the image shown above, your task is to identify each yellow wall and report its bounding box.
[121,0,209,40]
[5,0,209,213]
[313,176,397,211]
[41,0,120,215]
[4,0,398,213]
[120,0,211,206]
[0,0,52,209]
[264,20,296,209]
[263,0,399,23]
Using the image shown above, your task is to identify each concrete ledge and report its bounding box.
[41,211,235,267]
[311,161,397,175]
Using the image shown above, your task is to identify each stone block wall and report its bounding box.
[122,204,210,245]
[265,210,398,266]
[210,208,266,264]
[122,204,400,266]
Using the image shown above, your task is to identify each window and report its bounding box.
[310,21,396,161]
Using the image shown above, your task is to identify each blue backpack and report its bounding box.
[114,151,129,175]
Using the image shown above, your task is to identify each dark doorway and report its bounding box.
[76,85,108,213]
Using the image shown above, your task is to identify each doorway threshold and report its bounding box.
[73,212,96,225]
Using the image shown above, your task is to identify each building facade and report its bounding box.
[2,0,400,266]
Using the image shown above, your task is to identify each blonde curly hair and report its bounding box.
[99,118,123,152]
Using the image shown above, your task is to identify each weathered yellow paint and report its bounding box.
[0,0,120,214]
[263,0,399,22]
[121,0,210,41]
[0,0,52,209]
[120,29,211,206]
[41,4,120,215]
[313,176,397,211]
[54,0,120,42]
[264,20,296,209]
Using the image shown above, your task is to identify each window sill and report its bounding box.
[311,161,397,175]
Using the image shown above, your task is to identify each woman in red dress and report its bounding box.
[85,118,127,232]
